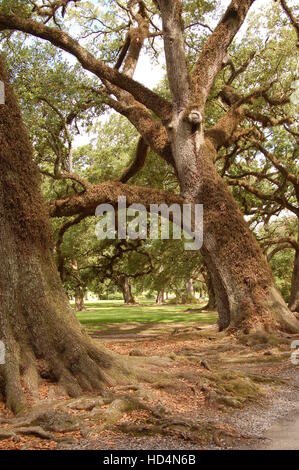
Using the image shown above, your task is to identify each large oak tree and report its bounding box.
[0,57,130,412]
[0,0,299,411]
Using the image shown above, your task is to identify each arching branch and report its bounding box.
[50,181,184,218]
[0,12,172,120]
[192,0,256,109]
[158,0,191,109]
[250,139,299,187]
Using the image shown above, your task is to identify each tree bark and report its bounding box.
[177,138,299,333]
[0,56,127,413]
[118,276,135,305]
[158,0,299,334]
[289,248,299,313]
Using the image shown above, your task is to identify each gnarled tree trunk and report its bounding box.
[158,0,299,335]
[178,139,299,333]
[0,56,127,413]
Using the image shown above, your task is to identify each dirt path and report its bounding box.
[255,408,299,450]
[86,325,299,450]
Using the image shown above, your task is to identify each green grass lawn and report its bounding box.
[74,301,218,329]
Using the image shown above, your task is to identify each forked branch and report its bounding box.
[192,0,256,109]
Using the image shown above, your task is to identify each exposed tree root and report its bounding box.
[16,426,54,440]
[0,323,296,449]
[0,335,130,414]
[0,362,264,447]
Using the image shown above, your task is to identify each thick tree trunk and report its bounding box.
[181,139,299,333]
[156,290,164,304]
[118,276,135,305]
[167,123,299,333]
[289,248,299,313]
[157,0,299,334]
[0,57,127,413]
[200,142,299,333]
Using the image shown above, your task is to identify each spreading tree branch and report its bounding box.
[0,12,172,120]
[228,178,299,216]
[250,139,299,187]
[158,0,191,109]
[192,0,256,109]
[50,181,184,218]
[279,0,299,45]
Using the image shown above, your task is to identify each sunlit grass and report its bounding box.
[74,301,218,328]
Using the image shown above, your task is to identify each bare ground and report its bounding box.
[0,321,298,450]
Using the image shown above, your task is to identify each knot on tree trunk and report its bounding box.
[185,109,203,134]
[187,110,203,125]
